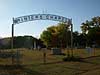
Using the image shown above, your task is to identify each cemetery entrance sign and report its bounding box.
[12,14,73,52]
[11,14,73,63]
[13,14,70,24]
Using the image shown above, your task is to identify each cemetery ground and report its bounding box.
[0,48,100,75]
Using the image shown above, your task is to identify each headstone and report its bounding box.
[52,48,62,55]
[86,47,92,54]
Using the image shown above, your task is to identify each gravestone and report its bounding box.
[52,48,62,55]
[86,47,92,55]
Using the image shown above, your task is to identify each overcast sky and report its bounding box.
[0,0,100,38]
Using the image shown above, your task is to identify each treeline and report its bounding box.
[40,16,100,48]
[0,16,100,49]
[40,23,87,48]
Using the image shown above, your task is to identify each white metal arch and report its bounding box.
[13,14,71,25]
[11,14,73,56]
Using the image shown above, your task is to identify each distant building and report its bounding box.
[0,36,46,49]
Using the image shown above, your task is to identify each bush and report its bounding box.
[63,56,83,62]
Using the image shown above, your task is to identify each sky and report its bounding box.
[0,0,100,38]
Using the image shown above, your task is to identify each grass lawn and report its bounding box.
[0,48,100,75]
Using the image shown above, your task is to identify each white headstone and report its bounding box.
[52,48,62,55]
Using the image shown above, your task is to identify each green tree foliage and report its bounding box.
[81,16,100,46]
[40,23,70,48]
[40,30,52,47]
[0,38,11,49]
[72,31,87,48]
[57,23,71,48]
[73,31,79,47]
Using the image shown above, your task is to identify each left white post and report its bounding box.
[12,18,14,64]
[12,24,14,49]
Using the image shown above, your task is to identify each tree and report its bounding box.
[73,31,79,47]
[57,23,70,48]
[40,30,52,47]
[81,16,100,47]
[81,16,100,34]
[40,23,70,48]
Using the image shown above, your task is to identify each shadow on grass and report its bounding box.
[63,56,83,62]
[62,55,100,65]
[33,55,100,65]
[1,55,99,75]
[82,55,100,59]
[0,64,45,75]
[23,68,45,75]
[81,55,100,65]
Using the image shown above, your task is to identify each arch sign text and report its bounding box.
[13,14,71,24]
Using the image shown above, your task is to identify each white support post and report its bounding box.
[70,19,73,57]
[12,24,14,64]
[34,40,36,50]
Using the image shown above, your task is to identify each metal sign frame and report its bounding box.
[13,14,70,24]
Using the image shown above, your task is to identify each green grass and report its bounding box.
[0,48,100,75]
